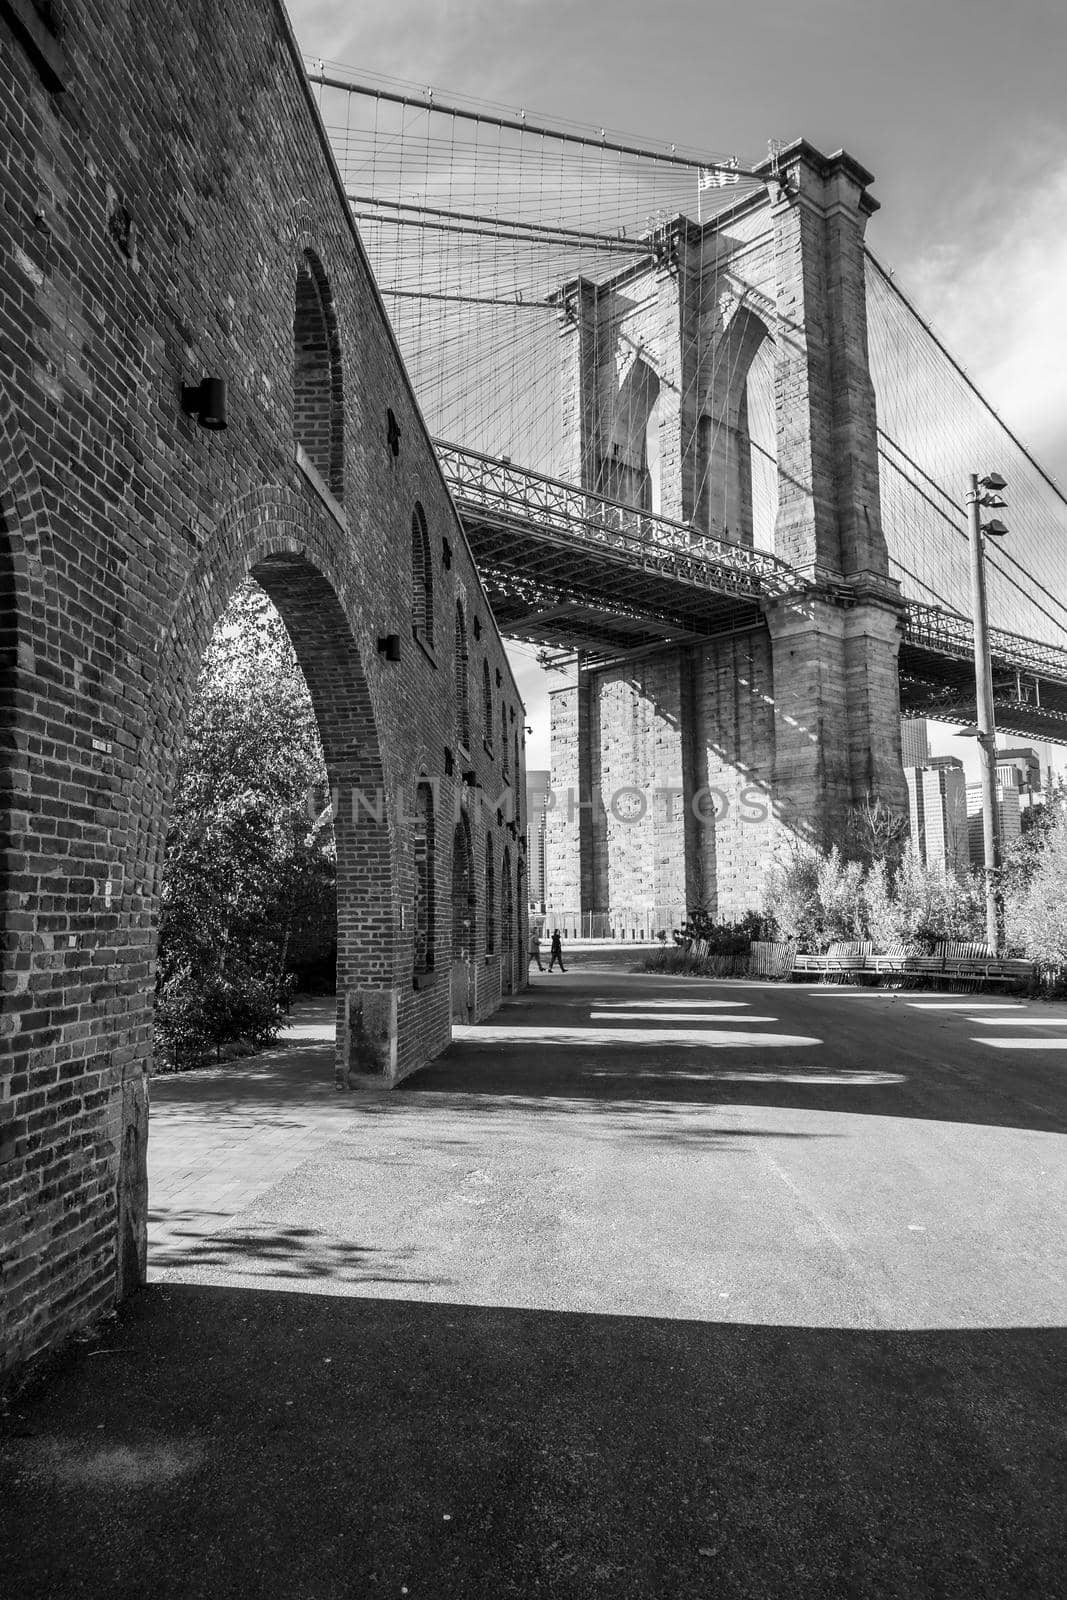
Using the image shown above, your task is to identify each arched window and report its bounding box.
[451,817,474,960]
[413,780,435,975]
[501,701,509,778]
[484,834,496,954]
[411,503,433,647]
[293,251,344,497]
[502,847,514,963]
[455,603,470,750]
[482,659,493,751]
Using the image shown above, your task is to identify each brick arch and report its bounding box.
[501,844,515,990]
[411,502,433,646]
[145,488,398,1076]
[454,601,471,749]
[0,394,56,972]
[294,247,345,497]
[450,810,475,961]
[0,388,54,666]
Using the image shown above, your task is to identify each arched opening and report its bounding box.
[482,658,493,752]
[152,541,395,1093]
[484,833,496,954]
[0,515,16,742]
[154,580,339,1074]
[599,355,661,510]
[294,251,344,498]
[695,307,778,548]
[411,503,434,647]
[451,814,475,960]
[413,779,435,977]
[455,603,470,750]
[516,858,526,973]
[502,845,514,990]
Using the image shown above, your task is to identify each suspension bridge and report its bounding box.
[309,62,1067,745]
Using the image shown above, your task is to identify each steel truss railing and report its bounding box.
[436,442,1067,689]
[434,441,798,601]
[902,602,1067,685]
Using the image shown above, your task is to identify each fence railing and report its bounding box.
[436,442,1067,690]
[435,440,798,602]
[902,601,1067,685]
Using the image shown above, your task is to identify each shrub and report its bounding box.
[155,582,335,1070]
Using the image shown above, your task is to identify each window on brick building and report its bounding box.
[484,835,496,954]
[411,503,434,647]
[451,816,474,960]
[482,659,493,753]
[455,603,470,750]
[413,780,435,976]
[502,847,514,970]
[294,250,344,498]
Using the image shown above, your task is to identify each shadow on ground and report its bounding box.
[410,982,1067,1136]
[148,1215,446,1287]
[2,1285,1063,1599]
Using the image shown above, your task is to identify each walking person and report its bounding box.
[548,928,566,972]
[529,928,544,972]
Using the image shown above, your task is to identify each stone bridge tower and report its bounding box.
[546,141,907,932]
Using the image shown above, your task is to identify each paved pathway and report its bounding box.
[3,971,1066,1598]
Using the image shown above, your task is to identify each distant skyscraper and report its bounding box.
[900,718,930,769]
[995,747,1041,807]
[525,769,550,910]
[966,782,1021,869]
[905,757,967,872]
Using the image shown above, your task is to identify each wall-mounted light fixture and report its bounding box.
[181,377,228,430]
[377,634,401,661]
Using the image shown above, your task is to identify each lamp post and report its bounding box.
[965,471,1008,952]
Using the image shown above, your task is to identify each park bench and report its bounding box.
[791,940,1036,992]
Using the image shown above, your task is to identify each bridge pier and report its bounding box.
[546,142,907,932]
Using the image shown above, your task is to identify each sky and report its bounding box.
[286,0,1067,781]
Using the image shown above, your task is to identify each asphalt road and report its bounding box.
[3,971,1065,1598]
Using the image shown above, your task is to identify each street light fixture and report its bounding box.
[966,471,1009,952]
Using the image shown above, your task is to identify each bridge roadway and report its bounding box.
[437,443,1067,743]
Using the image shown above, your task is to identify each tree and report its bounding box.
[155,582,335,1067]
[1003,788,1067,968]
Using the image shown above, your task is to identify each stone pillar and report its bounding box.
[765,589,906,844]
[546,660,601,925]
[554,279,602,492]
[760,141,890,586]
[756,142,907,827]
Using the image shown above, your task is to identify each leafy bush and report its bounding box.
[767,842,985,952]
[155,582,336,1070]
[1004,803,1067,969]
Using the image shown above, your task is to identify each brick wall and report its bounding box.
[0,0,524,1384]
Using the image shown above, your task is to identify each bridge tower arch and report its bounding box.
[548,142,906,929]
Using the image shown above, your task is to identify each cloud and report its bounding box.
[904,155,1067,487]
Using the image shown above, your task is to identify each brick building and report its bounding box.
[0,0,524,1383]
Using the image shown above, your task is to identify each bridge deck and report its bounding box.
[438,443,1067,742]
